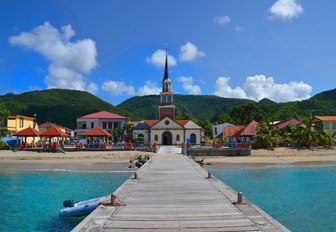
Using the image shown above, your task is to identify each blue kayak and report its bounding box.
[58,195,110,217]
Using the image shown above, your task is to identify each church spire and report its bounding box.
[162,53,170,83]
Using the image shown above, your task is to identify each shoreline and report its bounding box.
[0,147,335,171]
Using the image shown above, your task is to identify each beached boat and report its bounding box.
[58,195,110,217]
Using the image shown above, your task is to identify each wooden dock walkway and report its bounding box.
[73,154,289,232]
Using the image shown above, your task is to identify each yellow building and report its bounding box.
[313,116,336,134]
[0,115,37,143]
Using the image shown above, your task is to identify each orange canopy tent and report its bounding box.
[39,125,69,149]
[13,126,40,148]
[82,127,112,148]
[39,125,69,137]
[82,127,112,137]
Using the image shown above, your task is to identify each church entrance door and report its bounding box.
[162,131,172,145]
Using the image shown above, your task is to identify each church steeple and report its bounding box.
[162,53,170,83]
[158,52,175,120]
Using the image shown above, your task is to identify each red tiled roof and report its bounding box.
[13,127,40,137]
[8,115,35,120]
[224,125,244,137]
[313,116,336,121]
[39,125,69,137]
[176,120,190,127]
[144,120,159,127]
[82,127,112,137]
[233,120,258,137]
[80,111,128,119]
[272,118,301,129]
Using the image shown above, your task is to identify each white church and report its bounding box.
[132,54,203,146]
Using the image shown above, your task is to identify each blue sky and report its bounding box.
[0,0,335,105]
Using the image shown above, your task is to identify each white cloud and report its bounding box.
[177,76,201,95]
[214,16,231,25]
[138,81,161,96]
[269,0,303,20]
[214,77,247,99]
[101,81,135,96]
[9,22,97,93]
[146,49,177,67]
[214,75,311,102]
[179,42,205,62]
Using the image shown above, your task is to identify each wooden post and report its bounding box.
[238,192,243,203]
[111,194,117,205]
[207,171,211,179]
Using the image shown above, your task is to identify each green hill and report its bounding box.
[118,94,255,120]
[1,88,336,129]
[0,89,133,129]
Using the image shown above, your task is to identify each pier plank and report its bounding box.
[73,154,289,232]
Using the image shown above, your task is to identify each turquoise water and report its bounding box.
[212,165,336,232]
[0,171,131,232]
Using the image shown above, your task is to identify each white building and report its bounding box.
[75,111,129,137]
[132,54,203,145]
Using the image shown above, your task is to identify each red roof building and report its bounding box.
[272,118,301,130]
[76,111,130,137]
[80,111,129,119]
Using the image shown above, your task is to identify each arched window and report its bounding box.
[138,133,144,138]
[176,134,180,141]
[154,134,158,141]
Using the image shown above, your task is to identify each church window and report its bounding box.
[154,134,158,141]
[167,96,172,102]
[165,120,170,125]
[176,134,180,141]
[162,95,167,102]
[164,108,170,115]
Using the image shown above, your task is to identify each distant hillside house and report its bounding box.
[132,54,203,146]
[75,111,130,137]
[272,118,301,130]
[313,116,336,134]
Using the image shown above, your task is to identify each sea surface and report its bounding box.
[212,165,336,232]
[0,171,132,232]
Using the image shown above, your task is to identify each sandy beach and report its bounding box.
[0,147,335,171]
[0,150,153,172]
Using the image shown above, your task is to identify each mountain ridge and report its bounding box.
[1,88,335,129]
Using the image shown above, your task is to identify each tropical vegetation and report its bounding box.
[255,118,336,149]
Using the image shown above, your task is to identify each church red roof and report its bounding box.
[80,111,128,119]
[144,120,159,127]
[176,120,190,127]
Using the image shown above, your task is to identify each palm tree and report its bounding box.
[318,130,336,149]
[293,118,319,148]
[112,128,123,142]
[255,118,279,149]
[122,123,133,141]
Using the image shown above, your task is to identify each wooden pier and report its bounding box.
[73,154,289,232]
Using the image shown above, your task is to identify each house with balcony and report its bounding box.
[313,116,336,134]
[75,111,130,139]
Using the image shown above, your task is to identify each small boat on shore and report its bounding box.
[58,195,110,217]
